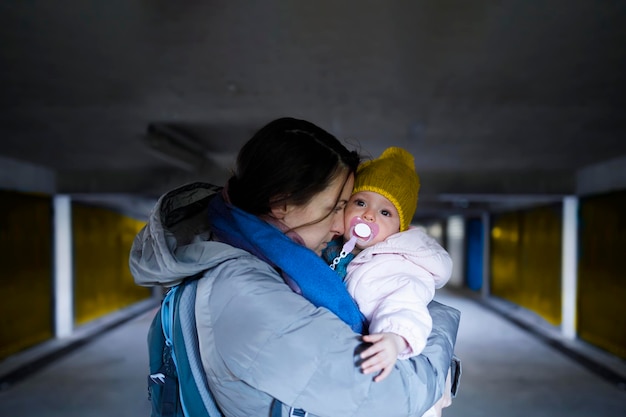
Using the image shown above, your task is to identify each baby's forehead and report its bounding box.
[351,190,394,206]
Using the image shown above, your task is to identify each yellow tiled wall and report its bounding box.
[490,204,562,325]
[72,203,150,325]
[0,191,53,360]
[578,190,626,359]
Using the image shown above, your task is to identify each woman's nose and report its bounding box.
[332,214,345,235]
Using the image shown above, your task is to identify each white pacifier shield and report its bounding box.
[354,223,371,238]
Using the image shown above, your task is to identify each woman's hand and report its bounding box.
[360,332,408,382]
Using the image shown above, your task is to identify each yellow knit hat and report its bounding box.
[352,147,420,231]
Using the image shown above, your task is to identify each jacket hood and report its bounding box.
[129,182,249,287]
[351,227,453,289]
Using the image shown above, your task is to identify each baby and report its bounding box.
[325,147,454,416]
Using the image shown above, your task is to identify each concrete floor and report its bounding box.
[1,289,625,417]
[439,290,626,417]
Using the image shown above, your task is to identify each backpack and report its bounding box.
[147,279,224,417]
[146,279,300,417]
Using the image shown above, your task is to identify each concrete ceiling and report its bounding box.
[1,1,625,219]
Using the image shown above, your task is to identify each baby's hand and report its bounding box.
[360,332,407,382]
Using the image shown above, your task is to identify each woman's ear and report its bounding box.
[269,203,290,219]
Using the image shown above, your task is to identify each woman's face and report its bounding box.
[277,171,355,255]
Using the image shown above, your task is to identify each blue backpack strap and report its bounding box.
[271,401,308,417]
[147,280,224,417]
[147,294,182,417]
[159,280,293,417]
[170,280,224,416]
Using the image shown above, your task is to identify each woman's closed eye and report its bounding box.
[334,201,348,213]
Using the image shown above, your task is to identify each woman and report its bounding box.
[130,117,460,417]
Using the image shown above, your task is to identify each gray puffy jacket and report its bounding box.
[131,183,460,417]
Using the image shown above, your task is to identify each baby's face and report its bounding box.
[343,191,401,251]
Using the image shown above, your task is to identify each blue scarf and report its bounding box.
[207,192,365,333]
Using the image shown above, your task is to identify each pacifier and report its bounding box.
[349,216,379,242]
[339,217,379,255]
[330,217,379,270]
[353,223,372,239]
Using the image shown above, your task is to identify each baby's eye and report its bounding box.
[355,199,366,207]
[381,209,391,217]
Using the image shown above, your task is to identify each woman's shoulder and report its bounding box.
[202,250,283,292]
[196,252,307,320]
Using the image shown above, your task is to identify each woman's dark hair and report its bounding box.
[228,117,360,215]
